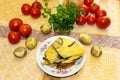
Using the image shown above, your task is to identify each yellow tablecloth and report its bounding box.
[0,0,120,80]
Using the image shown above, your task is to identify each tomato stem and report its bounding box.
[93,3,97,6]
[79,9,86,15]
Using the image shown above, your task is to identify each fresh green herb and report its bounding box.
[45,2,48,7]
[43,8,51,15]
[43,0,49,7]
[48,2,79,34]
[42,8,51,18]
[42,0,51,18]
[42,13,48,18]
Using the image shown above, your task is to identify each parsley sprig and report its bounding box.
[42,8,51,18]
[42,0,51,18]
[48,2,79,34]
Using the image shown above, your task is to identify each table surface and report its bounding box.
[0,0,120,80]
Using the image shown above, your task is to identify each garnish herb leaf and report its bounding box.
[42,13,48,18]
[43,0,49,7]
[48,2,79,34]
[42,8,51,18]
[42,0,51,18]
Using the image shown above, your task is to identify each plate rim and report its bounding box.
[36,36,86,77]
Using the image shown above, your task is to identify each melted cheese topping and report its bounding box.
[57,38,85,58]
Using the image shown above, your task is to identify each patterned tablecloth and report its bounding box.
[0,0,120,80]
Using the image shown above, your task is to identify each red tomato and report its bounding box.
[76,15,86,25]
[84,0,94,6]
[90,3,100,13]
[95,9,107,17]
[9,18,23,31]
[96,17,111,29]
[19,24,32,37]
[78,4,89,16]
[87,14,96,25]
[32,1,42,9]
[21,3,31,15]
[30,8,41,18]
[8,31,20,44]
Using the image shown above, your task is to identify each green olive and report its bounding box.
[25,37,37,50]
[79,33,92,45]
[40,23,52,34]
[13,46,27,58]
[91,46,102,57]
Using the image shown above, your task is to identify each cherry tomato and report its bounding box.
[21,3,31,15]
[87,14,96,25]
[76,15,86,25]
[96,17,111,29]
[95,9,107,17]
[32,1,42,9]
[19,24,32,37]
[78,4,89,16]
[90,3,100,13]
[9,18,23,31]
[8,31,20,44]
[84,0,94,6]
[30,8,41,18]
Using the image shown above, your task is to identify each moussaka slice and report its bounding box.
[42,37,85,69]
[43,45,63,64]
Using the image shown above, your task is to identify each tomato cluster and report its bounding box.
[8,1,42,44]
[76,0,111,29]
[21,1,42,18]
[8,18,32,44]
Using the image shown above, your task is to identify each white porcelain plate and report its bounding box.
[36,36,86,77]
